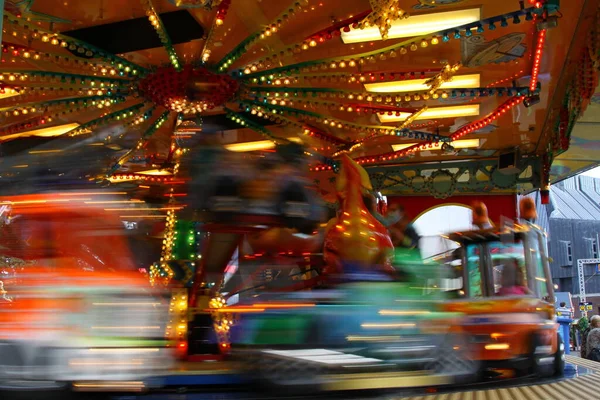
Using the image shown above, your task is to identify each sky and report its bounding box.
[582,166,600,179]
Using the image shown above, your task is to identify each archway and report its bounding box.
[413,204,473,259]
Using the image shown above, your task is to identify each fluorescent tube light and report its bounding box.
[0,123,81,141]
[364,74,480,94]
[391,138,480,152]
[378,105,480,123]
[224,137,303,152]
[341,8,481,44]
[225,140,275,152]
[137,169,173,176]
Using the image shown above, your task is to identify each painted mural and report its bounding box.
[461,33,527,68]
[552,85,600,181]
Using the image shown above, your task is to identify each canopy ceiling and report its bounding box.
[551,84,600,182]
[0,0,597,199]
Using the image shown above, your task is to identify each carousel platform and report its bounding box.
[133,355,600,399]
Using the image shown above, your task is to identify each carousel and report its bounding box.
[0,0,599,396]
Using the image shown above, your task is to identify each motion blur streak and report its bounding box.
[0,193,174,388]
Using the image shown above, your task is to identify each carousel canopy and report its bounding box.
[0,0,597,200]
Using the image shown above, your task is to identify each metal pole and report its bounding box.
[0,0,4,63]
[578,259,587,317]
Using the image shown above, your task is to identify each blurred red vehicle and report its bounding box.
[0,193,173,392]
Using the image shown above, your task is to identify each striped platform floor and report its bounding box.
[397,355,600,400]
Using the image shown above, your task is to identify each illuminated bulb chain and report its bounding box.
[67,102,146,137]
[153,140,188,287]
[0,71,128,88]
[173,0,224,7]
[487,70,526,88]
[241,7,537,77]
[247,107,348,145]
[0,97,133,137]
[225,108,283,142]
[0,43,133,77]
[310,96,525,170]
[251,91,448,109]
[218,0,309,71]
[209,295,234,350]
[250,84,532,104]
[157,209,177,285]
[244,101,445,140]
[3,13,145,74]
[141,0,182,71]
[246,105,443,150]
[247,70,439,85]
[249,86,449,102]
[111,174,177,183]
[2,93,124,117]
[164,288,188,345]
[0,85,126,103]
[200,0,230,63]
[126,106,157,128]
[108,111,170,175]
[331,142,365,157]
[529,29,546,92]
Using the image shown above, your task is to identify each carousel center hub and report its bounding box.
[138,64,240,114]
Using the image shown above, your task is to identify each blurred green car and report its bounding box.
[229,254,475,392]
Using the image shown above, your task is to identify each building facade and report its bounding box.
[525,175,600,318]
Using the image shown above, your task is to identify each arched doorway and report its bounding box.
[413,204,473,259]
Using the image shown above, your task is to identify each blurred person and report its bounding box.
[388,205,420,250]
[472,201,493,229]
[498,259,529,296]
[579,316,591,359]
[362,193,402,227]
[586,315,600,361]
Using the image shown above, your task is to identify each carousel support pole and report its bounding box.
[186,231,242,359]
[0,1,4,63]
[189,231,242,309]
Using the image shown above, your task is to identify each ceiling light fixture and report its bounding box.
[364,74,480,94]
[0,123,81,141]
[391,138,480,152]
[225,140,277,152]
[224,137,303,152]
[28,149,63,154]
[137,169,173,176]
[0,91,20,100]
[341,8,481,44]
[378,105,480,123]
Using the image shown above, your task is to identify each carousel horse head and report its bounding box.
[336,155,372,200]
[323,155,394,276]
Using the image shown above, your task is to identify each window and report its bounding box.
[489,241,528,297]
[558,277,573,293]
[561,241,573,264]
[530,232,550,298]
[465,244,483,298]
[586,238,599,259]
